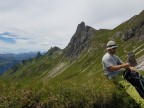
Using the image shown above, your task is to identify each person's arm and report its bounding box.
[108,63,130,71]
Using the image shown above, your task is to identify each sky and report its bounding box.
[0,0,144,53]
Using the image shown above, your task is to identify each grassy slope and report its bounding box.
[0,10,144,107]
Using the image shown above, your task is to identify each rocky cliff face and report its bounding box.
[122,11,144,41]
[64,22,96,58]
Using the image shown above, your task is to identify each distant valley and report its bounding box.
[0,52,39,74]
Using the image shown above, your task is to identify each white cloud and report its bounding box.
[0,0,144,53]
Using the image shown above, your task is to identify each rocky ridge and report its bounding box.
[64,21,96,58]
[122,11,144,41]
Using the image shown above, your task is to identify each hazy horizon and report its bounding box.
[0,0,144,53]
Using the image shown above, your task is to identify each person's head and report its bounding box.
[106,40,118,54]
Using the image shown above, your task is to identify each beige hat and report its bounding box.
[106,41,118,50]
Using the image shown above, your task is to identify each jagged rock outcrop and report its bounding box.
[46,47,62,56]
[122,21,144,41]
[64,22,96,58]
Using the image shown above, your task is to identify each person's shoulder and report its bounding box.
[103,53,110,57]
[102,53,111,60]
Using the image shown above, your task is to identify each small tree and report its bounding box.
[36,52,41,59]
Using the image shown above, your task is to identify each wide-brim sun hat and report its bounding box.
[106,40,118,50]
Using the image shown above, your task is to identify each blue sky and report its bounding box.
[0,0,144,53]
[0,32,28,44]
[0,36,15,44]
[0,32,16,44]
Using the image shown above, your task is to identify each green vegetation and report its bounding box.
[0,10,144,107]
[0,80,139,108]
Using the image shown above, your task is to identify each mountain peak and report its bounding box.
[46,46,62,56]
[76,21,86,32]
[64,22,96,58]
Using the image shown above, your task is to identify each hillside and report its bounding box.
[0,10,144,107]
[0,52,37,74]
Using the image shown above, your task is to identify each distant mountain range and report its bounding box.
[0,52,38,74]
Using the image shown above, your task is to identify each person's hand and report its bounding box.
[123,63,137,71]
[129,66,138,72]
[122,63,130,68]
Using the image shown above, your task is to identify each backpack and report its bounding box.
[123,68,144,98]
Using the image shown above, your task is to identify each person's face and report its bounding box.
[109,48,117,54]
[111,48,117,54]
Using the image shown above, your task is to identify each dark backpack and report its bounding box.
[123,68,144,98]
